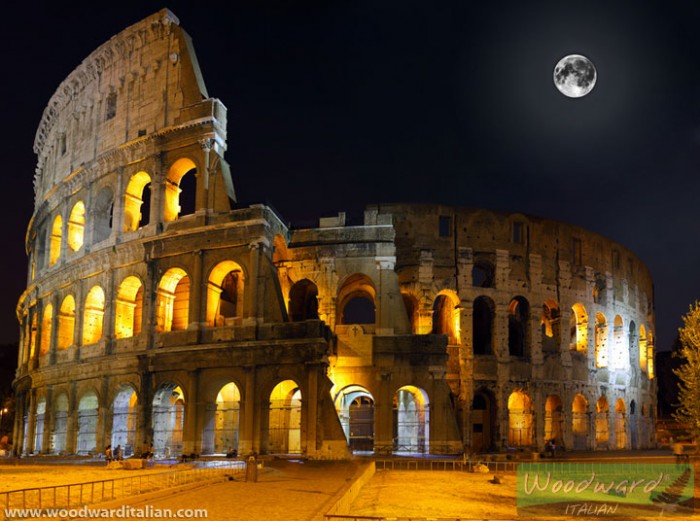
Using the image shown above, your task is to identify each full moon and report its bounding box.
[553,54,596,98]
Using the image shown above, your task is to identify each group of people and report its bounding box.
[104,444,123,464]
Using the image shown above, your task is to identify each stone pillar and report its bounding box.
[374,372,393,454]
[245,242,262,323]
[375,257,401,335]
[151,153,165,229]
[190,249,204,331]
[25,391,36,455]
[200,402,217,454]
[239,366,256,454]
[305,364,320,456]
[98,378,111,454]
[65,383,77,455]
[182,371,198,454]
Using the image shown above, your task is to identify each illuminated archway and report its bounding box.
[334,385,375,452]
[268,380,301,454]
[541,300,561,352]
[206,261,245,326]
[402,293,419,334]
[40,304,53,355]
[123,172,152,231]
[156,268,190,332]
[612,315,625,368]
[51,393,69,454]
[507,390,533,447]
[393,386,430,453]
[112,386,137,457]
[115,276,143,339]
[289,279,319,322]
[639,325,648,372]
[82,286,105,345]
[569,303,588,352]
[164,158,197,222]
[508,297,529,357]
[432,291,460,345]
[337,274,376,325]
[152,384,185,457]
[594,312,608,368]
[57,295,75,350]
[67,201,85,253]
[647,330,655,379]
[595,396,610,447]
[49,215,62,267]
[205,383,241,454]
[34,398,46,453]
[572,394,589,450]
[93,187,114,243]
[544,394,563,444]
[76,391,98,454]
[615,399,627,449]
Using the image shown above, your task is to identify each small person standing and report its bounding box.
[105,445,113,465]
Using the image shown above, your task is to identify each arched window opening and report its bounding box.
[49,215,62,267]
[34,398,46,453]
[164,158,197,222]
[152,384,185,457]
[473,296,494,355]
[112,386,137,457]
[612,315,625,368]
[569,303,588,353]
[202,383,241,455]
[156,268,190,332]
[337,274,376,325]
[572,394,589,450]
[402,293,419,334]
[639,325,648,372]
[93,187,114,244]
[647,330,655,379]
[123,172,152,231]
[594,312,608,368]
[393,386,430,454]
[82,286,105,345]
[508,297,529,357]
[57,296,76,350]
[115,276,143,339]
[289,279,319,322]
[541,300,561,352]
[432,292,460,345]
[472,260,494,288]
[471,390,495,453]
[628,321,637,367]
[507,390,533,447]
[268,380,301,454]
[334,385,375,452]
[544,395,563,444]
[67,201,85,253]
[595,396,610,447]
[206,261,245,327]
[40,304,53,356]
[615,399,627,449]
[76,391,99,455]
[27,310,37,362]
[51,393,69,454]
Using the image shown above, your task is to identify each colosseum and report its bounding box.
[13,9,656,459]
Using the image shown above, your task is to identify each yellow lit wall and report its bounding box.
[49,215,63,266]
[82,286,105,345]
[57,296,76,350]
[67,201,85,252]
[123,172,151,231]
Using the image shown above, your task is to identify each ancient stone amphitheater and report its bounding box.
[13,10,656,459]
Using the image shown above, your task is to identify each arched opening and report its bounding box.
[27,311,37,362]
[473,296,494,355]
[164,158,197,222]
[471,390,495,453]
[544,394,563,445]
[156,268,190,332]
[507,390,533,447]
[594,312,608,368]
[206,261,245,326]
[209,383,241,455]
[647,330,655,379]
[115,276,143,339]
[508,297,529,357]
[432,291,460,345]
[76,391,98,454]
[639,325,648,372]
[401,293,419,334]
[40,304,53,355]
[337,274,376,325]
[628,321,637,367]
[572,394,589,450]
[630,399,638,449]
[112,386,137,457]
[541,300,561,352]
[49,215,62,267]
[34,398,46,453]
[152,384,185,458]
[82,286,105,345]
[615,398,627,449]
[569,303,588,352]
[288,279,319,322]
[472,260,494,288]
[268,380,301,454]
[393,386,430,454]
[51,393,69,454]
[93,187,114,243]
[595,396,610,448]
[123,172,152,231]
[57,295,75,350]
[334,385,375,452]
[612,315,625,368]
[67,201,85,253]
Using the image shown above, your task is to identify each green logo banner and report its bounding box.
[517,463,694,517]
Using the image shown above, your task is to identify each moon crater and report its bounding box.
[553,54,596,98]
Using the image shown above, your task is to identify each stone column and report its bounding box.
[182,371,199,454]
[374,372,393,454]
[239,366,256,454]
[305,364,320,456]
[190,249,204,331]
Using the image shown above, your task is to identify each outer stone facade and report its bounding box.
[13,10,656,459]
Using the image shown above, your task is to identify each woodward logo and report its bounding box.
[517,463,694,517]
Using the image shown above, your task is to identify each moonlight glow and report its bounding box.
[553,54,597,98]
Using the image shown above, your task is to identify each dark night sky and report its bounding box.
[1,1,700,351]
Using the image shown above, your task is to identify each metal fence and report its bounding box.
[373,458,518,473]
[0,462,245,515]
